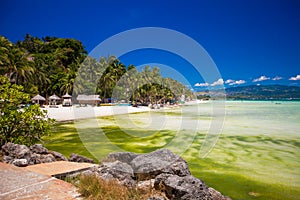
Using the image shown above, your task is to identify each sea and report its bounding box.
[53,100,300,199]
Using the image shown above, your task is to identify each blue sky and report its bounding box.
[1,0,300,88]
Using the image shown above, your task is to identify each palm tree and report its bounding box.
[5,46,34,85]
[60,70,77,95]
[0,36,13,75]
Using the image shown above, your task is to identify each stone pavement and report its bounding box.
[0,161,95,200]
[26,161,95,178]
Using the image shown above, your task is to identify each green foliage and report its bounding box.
[0,76,54,146]
[1,34,193,103]
[0,34,87,96]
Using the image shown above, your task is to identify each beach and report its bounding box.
[42,102,191,121]
[42,105,152,121]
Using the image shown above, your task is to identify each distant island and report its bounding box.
[195,85,300,100]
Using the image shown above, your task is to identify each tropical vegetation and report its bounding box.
[0,34,193,104]
[0,76,54,146]
[0,34,193,146]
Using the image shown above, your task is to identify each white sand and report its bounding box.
[42,105,151,121]
[42,101,199,122]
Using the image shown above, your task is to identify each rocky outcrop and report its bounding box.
[130,149,191,180]
[1,144,230,199]
[0,142,91,167]
[154,174,212,200]
[83,149,231,200]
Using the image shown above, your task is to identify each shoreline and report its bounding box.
[42,103,188,122]
[42,105,151,122]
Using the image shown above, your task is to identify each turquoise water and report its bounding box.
[46,100,300,199]
[222,101,300,136]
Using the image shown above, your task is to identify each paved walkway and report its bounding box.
[26,161,95,177]
[0,162,95,200]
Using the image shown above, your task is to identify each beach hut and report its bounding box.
[31,94,46,106]
[62,93,72,106]
[77,94,101,106]
[49,94,61,107]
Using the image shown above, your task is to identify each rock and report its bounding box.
[208,188,231,200]
[77,149,230,199]
[29,153,56,164]
[1,142,31,161]
[154,173,212,200]
[2,155,13,163]
[101,161,134,176]
[106,151,139,165]
[0,144,231,199]
[137,179,155,191]
[30,144,48,154]
[49,151,68,161]
[89,161,136,187]
[130,149,190,180]
[69,153,94,163]
[12,159,28,167]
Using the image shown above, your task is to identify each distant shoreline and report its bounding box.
[43,100,300,122]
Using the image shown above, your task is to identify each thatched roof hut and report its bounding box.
[31,94,46,105]
[49,94,61,105]
[77,95,101,106]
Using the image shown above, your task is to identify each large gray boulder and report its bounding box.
[100,161,135,187]
[154,173,212,200]
[130,149,190,180]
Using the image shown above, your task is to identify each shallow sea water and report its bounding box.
[45,101,300,200]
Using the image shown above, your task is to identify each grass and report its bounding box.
[43,118,300,200]
[73,174,160,200]
[77,175,141,199]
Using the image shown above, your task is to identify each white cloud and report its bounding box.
[289,74,300,81]
[253,75,270,82]
[272,76,283,81]
[225,79,234,84]
[229,80,246,85]
[194,82,209,87]
[225,79,246,85]
[211,78,224,86]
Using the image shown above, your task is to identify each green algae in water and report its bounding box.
[44,101,300,200]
